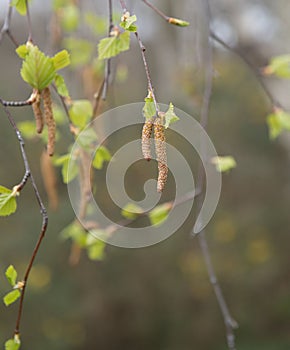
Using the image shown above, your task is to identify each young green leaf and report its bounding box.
[121,203,143,220]
[98,31,130,60]
[63,38,94,67]
[52,50,70,71]
[93,146,112,170]
[54,74,69,97]
[149,203,172,227]
[69,100,93,128]
[142,97,156,120]
[211,156,237,173]
[84,13,107,36]
[60,221,87,247]
[18,121,38,139]
[120,13,138,32]
[77,128,98,149]
[3,289,21,306]
[15,44,29,59]
[267,109,290,139]
[0,187,17,217]
[5,265,17,287]
[54,153,79,184]
[86,235,106,261]
[20,45,56,90]
[5,337,21,350]
[263,54,290,78]
[164,103,180,128]
[60,4,80,31]
[11,0,30,15]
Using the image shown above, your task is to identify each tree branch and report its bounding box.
[0,0,19,47]
[25,0,33,42]
[0,100,48,337]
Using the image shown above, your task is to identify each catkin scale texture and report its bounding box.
[142,118,154,161]
[32,90,44,134]
[154,117,168,193]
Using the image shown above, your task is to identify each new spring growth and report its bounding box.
[154,113,168,193]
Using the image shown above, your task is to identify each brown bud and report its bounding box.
[32,89,44,134]
[142,118,154,161]
[42,87,56,156]
[154,117,168,193]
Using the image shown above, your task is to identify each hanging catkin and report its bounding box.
[32,89,44,134]
[40,149,58,210]
[42,87,56,156]
[142,118,154,161]
[154,114,168,193]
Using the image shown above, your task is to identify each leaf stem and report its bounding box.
[26,0,33,42]
[0,0,19,47]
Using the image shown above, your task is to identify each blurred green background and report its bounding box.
[1,0,290,349]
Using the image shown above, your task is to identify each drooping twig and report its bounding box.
[0,0,19,47]
[119,0,160,114]
[193,2,238,350]
[0,99,48,337]
[210,31,281,109]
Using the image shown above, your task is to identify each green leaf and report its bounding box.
[92,146,111,170]
[63,38,94,67]
[264,55,290,78]
[86,235,106,261]
[0,187,17,217]
[11,0,30,15]
[121,203,143,220]
[5,265,17,287]
[54,74,69,97]
[52,50,70,71]
[77,128,98,149]
[60,221,87,247]
[142,97,156,119]
[149,203,171,227]
[120,14,138,32]
[17,121,37,139]
[267,109,290,139]
[52,104,67,125]
[54,153,79,184]
[164,102,180,128]
[69,100,93,128]
[168,17,190,27]
[211,156,237,173]
[20,45,56,90]
[60,4,80,31]
[98,31,130,60]
[15,44,29,59]
[3,290,21,306]
[84,13,107,36]
[5,337,21,350]
[53,0,69,10]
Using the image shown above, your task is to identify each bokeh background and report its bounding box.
[1,0,290,349]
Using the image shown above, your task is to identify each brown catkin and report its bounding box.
[32,90,44,134]
[142,118,154,161]
[42,87,56,156]
[154,116,168,193]
[40,149,58,210]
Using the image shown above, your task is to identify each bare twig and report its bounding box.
[1,93,37,107]
[0,0,19,47]
[119,0,160,114]
[0,100,48,337]
[141,0,169,22]
[210,31,281,109]
[102,0,114,100]
[193,2,238,350]
[25,0,33,42]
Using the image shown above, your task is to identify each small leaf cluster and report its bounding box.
[211,156,237,173]
[0,186,19,217]
[3,265,22,307]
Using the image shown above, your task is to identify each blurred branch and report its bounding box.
[0,100,48,337]
[0,0,19,47]
[119,0,160,114]
[25,0,33,42]
[210,31,281,109]
[194,2,238,350]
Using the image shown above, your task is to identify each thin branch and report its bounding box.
[210,31,281,109]
[141,0,169,22]
[102,0,114,100]
[1,93,37,107]
[0,0,19,47]
[119,0,160,114]
[93,78,106,118]
[25,0,33,42]
[0,100,48,336]
[193,2,238,350]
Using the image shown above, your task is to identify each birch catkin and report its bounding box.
[32,89,44,134]
[142,118,154,161]
[42,87,56,156]
[154,115,168,193]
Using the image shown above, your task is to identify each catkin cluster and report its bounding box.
[31,87,56,156]
[141,114,168,193]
